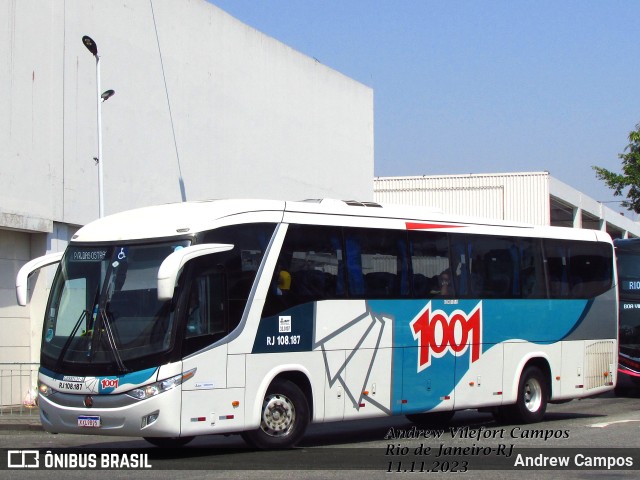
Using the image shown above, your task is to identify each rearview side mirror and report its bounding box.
[157,244,234,301]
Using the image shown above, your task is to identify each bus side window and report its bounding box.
[185,270,227,339]
[465,236,518,298]
[544,240,570,298]
[567,242,613,298]
[544,239,614,299]
[408,231,451,297]
[181,267,228,356]
[202,223,277,331]
[262,224,344,317]
[519,238,547,298]
[344,228,410,298]
[449,236,470,297]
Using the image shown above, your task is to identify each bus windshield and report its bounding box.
[41,241,190,375]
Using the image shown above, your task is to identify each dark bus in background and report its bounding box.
[614,238,640,391]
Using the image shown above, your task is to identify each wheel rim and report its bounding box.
[260,393,296,438]
[523,377,543,413]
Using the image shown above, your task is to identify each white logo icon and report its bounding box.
[7,450,40,468]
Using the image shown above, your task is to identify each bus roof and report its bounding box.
[70,198,612,244]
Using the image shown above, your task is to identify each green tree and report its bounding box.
[593,123,640,213]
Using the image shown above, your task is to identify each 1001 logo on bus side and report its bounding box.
[409,302,482,372]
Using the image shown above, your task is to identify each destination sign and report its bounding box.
[70,250,108,262]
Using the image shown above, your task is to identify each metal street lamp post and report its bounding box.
[82,35,114,218]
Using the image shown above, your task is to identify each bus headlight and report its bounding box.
[38,380,56,397]
[126,368,196,400]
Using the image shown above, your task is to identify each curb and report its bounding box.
[0,409,43,431]
[0,422,42,431]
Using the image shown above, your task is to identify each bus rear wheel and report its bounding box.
[241,379,310,449]
[502,366,548,424]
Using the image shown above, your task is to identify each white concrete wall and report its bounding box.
[1,0,373,227]
[0,0,373,371]
[0,230,32,363]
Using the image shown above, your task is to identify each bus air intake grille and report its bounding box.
[584,340,616,390]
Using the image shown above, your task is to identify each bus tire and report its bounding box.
[508,366,548,424]
[406,410,455,427]
[143,436,195,447]
[241,379,310,449]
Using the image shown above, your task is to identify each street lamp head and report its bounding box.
[82,35,98,57]
[101,89,115,102]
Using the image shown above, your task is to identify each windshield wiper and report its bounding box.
[55,309,88,371]
[93,307,129,373]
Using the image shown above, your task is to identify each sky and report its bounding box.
[209,0,640,216]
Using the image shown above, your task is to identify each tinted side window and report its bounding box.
[262,224,344,316]
[519,238,548,298]
[344,228,410,298]
[544,239,613,299]
[466,236,519,298]
[567,241,613,298]
[449,235,471,297]
[544,240,571,298]
[202,223,276,328]
[182,266,228,355]
[408,231,452,297]
[449,234,539,299]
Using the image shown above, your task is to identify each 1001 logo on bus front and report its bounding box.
[409,302,482,372]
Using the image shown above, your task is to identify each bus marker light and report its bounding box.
[575,385,584,389]
[142,411,159,428]
[469,382,475,386]
[556,376,561,381]
[232,401,240,408]
[362,391,369,395]
[493,392,502,396]
[359,403,365,408]
[401,399,408,404]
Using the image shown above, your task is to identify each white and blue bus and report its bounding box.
[17,199,617,448]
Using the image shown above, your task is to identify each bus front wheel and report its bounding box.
[241,379,310,449]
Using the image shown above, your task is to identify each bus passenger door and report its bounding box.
[179,268,238,435]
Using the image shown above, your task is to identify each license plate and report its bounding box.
[78,415,101,428]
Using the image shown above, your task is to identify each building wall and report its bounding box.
[0,0,373,367]
[374,172,640,238]
[0,230,31,364]
[374,172,551,225]
[1,0,373,227]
